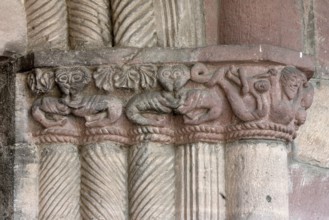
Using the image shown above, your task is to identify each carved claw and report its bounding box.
[205,68,226,87]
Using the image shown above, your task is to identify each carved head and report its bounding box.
[28,69,54,94]
[280,66,306,100]
[157,65,190,92]
[55,67,91,96]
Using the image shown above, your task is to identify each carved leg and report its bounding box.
[129,142,175,220]
[81,142,128,220]
[176,143,226,219]
[39,144,80,220]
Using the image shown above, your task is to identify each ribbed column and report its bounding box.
[129,142,175,220]
[80,142,128,220]
[225,140,289,220]
[39,144,80,220]
[67,0,112,49]
[176,142,226,220]
[25,0,68,51]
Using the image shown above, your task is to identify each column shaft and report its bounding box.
[129,142,176,220]
[39,144,80,220]
[81,142,128,220]
[225,141,289,220]
[176,143,226,220]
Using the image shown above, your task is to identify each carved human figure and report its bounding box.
[31,67,123,132]
[268,66,312,126]
[55,67,123,127]
[126,65,189,126]
[205,65,270,122]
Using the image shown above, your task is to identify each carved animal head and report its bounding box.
[28,69,54,95]
[157,65,190,92]
[55,67,91,96]
[280,66,306,100]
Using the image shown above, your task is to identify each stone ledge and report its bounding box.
[21,45,315,79]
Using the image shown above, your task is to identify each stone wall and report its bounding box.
[0,0,328,219]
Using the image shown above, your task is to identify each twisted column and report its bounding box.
[129,142,175,220]
[25,0,68,51]
[67,0,112,49]
[39,144,80,220]
[80,142,128,220]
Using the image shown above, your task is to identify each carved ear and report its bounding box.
[79,67,92,84]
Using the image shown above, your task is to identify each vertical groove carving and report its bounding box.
[81,142,128,220]
[67,0,112,49]
[129,143,175,220]
[25,0,68,50]
[154,0,178,47]
[176,143,226,220]
[175,0,205,47]
[111,0,157,47]
[39,144,80,220]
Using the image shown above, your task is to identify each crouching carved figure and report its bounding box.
[30,67,123,136]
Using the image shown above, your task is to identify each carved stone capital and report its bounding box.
[22,46,315,144]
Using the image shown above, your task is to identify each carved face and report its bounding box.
[280,67,304,100]
[55,67,91,96]
[157,65,190,92]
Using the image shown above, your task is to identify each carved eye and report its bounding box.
[72,73,83,82]
[58,75,68,83]
[162,70,171,78]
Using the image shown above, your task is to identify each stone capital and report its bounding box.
[10,45,315,145]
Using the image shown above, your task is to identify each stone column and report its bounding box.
[67,0,112,49]
[80,142,128,220]
[111,0,206,47]
[129,142,176,220]
[25,0,68,51]
[176,142,226,220]
[39,144,80,220]
[225,140,289,220]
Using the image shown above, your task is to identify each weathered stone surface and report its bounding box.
[25,0,68,51]
[313,0,329,79]
[81,142,128,220]
[176,143,226,219]
[219,0,303,51]
[28,45,315,78]
[226,140,289,220]
[129,143,175,220]
[295,79,329,168]
[39,143,80,220]
[0,0,27,55]
[289,161,329,220]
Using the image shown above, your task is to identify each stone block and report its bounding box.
[0,0,27,55]
[295,79,329,168]
[314,0,329,79]
[289,162,329,220]
[219,0,303,51]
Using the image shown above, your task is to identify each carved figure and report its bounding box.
[126,65,189,126]
[206,65,270,122]
[31,67,123,132]
[176,88,223,125]
[269,66,313,126]
[55,68,123,127]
